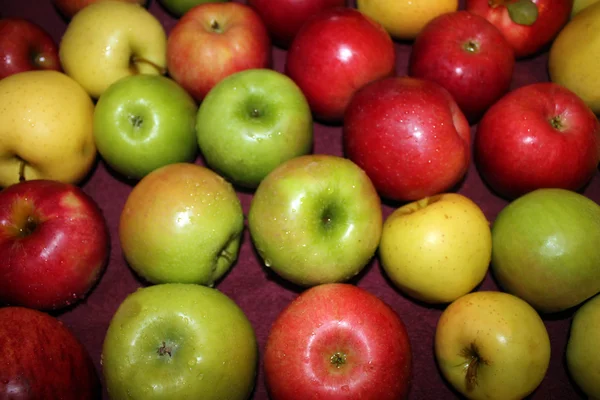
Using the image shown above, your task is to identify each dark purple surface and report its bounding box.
[1,1,596,399]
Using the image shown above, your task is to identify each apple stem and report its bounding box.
[157,341,172,357]
[130,56,167,75]
[210,19,222,33]
[461,343,488,392]
[19,158,26,182]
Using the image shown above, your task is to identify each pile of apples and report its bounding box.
[1,0,600,399]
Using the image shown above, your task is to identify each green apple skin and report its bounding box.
[566,294,600,399]
[196,68,313,189]
[94,75,198,180]
[248,154,382,286]
[119,163,244,286]
[159,0,229,17]
[491,188,600,313]
[102,283,258,400]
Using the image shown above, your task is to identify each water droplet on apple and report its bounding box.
[264,259,272,267]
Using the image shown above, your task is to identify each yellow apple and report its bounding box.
[571,0,600,18]
[378,193,491,304]
[0,70,96,187]
[59,0,167,98]
[435,291,551,400]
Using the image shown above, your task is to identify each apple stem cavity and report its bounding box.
[129,115,143,129]
[463,40,480,53]
[549,115,565,131]
[18,215,38,238]
[489,0,538,26]
[18,158,26,182]
[210,19,223,34]
[157,341,173,357]
[461,342,489,392]
[130,56,167,75]
[330,352,347,368]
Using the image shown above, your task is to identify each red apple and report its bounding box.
[247,0,346,49]
[285,7,396,123]
[409,10,515,123]
[0,18,61,80]
[52,0,147,19]
[474,82,600,199]
[264,283,412,400]
[167,2,271,102]
[0,306,100,399]
[464,0,572,59]
[343,76,471,202]
[0,180,110,310]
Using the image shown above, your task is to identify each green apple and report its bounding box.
[59,0,167,98]
[102,283,258,400]
[94,75,198,180]
[491,188,600,313]
[435,291,551,400]
[119,162,244,286]
[248,154,382,286]
[379,193,491,304]
[196,68,313,189]
[566,294,600,399]
[158,0,228,17]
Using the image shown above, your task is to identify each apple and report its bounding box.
[379,193,492,304]
[94,74,198,180]
[248,154,382,286]
[196,68,313,189]
[167,2,271,102]
[52,0,147,19]
[285,7,396,123]
[435,291,551,400]
[59,0,167,98]
[0,18,61,80]
[464,0,572,58]
[474,82,600,199]
[491,188,600,313]
[0,180,109,310]
[119,162,244,286]
[0,70,96,188]
[264,283,412,400]
[247,0,345,48]
[343,76,471,202]
[102,283,258,399]
[408,10,515,123]
[0,307,100,399]
[158,0,228,17]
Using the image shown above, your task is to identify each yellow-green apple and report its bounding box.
[248,154,382,286]
[0,180,110,310]
[264,283,412,400]
[0,307,100,399]
[285,7,396,123]
[196,68,313,189]
[52,0,147,19]
[167,2,271,102]
[94,75,198,180]
[158,0,228,17]
[379,193,492,304]
[119,162,244,286]
[102,283,258,400]
[566,294,600,399]
[474,83,600,199]
[0,70,96,187]
[408,11,515,123]
[571,0,600,17]
[59,0,167,98]
[343,76,471,202]
[0,18,61,80]
[491,188,600,313]
[435,291,551,400]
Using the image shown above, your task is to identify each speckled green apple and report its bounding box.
[158,0,228,17]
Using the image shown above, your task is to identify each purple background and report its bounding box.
[2,1,597,399]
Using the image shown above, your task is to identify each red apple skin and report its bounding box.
[285,7,396,124]
[0,18,61,80]
[264,283,412,400]
[409,11,515,123]
[52,0,147,19]
[0,180,110,310]
[343,76,471,202]
[167,2,271,102]
[465,0,572,59]
[474,82,600,199]
[0,307,100,399]
[247,0,346,49]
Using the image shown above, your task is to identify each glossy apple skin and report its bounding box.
[0,18,61,80]
[474,82,600,199]
[285,7,396,123]
[52,0,147,19]
[0,180,110,310]
[343,76,471,202]
[409,11,515,123]
[167,2,271,102]
[264,283,412,400]
[0,307,100,399]
[247,0,345,48]
[465,0,572,58]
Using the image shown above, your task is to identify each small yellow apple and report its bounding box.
[378,193,491,304]
[0,70,96,187]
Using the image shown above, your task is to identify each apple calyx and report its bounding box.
[548,115,566,131]
[489,0,538,26]
[157,341,173,357]
[31,51,54,69]
[330,351,347,369]
[461,342,489,392]
[209,19,224,34]
[462,40,480,54]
